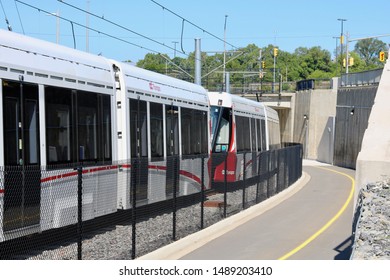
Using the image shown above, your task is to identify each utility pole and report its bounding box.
[223,15,228,92]
[257,49,263,101]
[272,47,278,93]
[346,32,350,74]
[47,10,60,44]
[172,41,179,57]
[338,19,347,74]
[195,38,202,85]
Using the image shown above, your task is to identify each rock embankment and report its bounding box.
[351,180,390,259]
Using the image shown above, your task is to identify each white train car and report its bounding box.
[208,92,280,182]
[112,61,210,209]
[0,29,118,241]
[0,29,210,241]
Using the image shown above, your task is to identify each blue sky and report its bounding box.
[1,0,389,62]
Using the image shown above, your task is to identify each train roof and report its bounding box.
[0,29,208,102]
[0,29,114,93]
[113,61,209,106]
[208,91,266,116]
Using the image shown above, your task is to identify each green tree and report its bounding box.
[354,38,388,66]
[294,46,332,79]
[134,40,385,92]
[136,53,168,74]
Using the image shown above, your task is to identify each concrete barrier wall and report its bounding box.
[333,86,377,169]
[292,90,337,163]
[356,60,390,208]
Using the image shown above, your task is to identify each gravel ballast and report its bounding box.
[351,180,390,259]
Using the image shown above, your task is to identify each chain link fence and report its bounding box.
[0,144,302,260]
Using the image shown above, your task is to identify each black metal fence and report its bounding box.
[296,79,333,91]
[0,144,302,260]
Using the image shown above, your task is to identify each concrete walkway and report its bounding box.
[139,160,355,260]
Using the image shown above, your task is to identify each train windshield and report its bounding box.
[210,106,231,152]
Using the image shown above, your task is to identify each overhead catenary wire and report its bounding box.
[13,0,24,34]
[16,0,164,55]
[15,0,197,80]
[57,0,187,57]
[180,19,185,54]
[0,0,12,30]
[16,0,245,81]
[149,0,245,79]
[150,0,240,51]
[56,0,213,78]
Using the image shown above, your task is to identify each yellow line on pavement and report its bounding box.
[278,166,355,260]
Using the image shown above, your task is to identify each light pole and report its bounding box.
[47,10,60,44]
[172,41,178,57]
[223,15,228,92]
[338,18,347,74]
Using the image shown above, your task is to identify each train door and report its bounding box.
[2,80,41,233]
[130,98,148,202]
[250,118,257,175]
[165,104,179,196]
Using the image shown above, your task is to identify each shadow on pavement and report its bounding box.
[334,236,352,260]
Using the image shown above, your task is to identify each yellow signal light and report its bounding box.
[379,51,385,62]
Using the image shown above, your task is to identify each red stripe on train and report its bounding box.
[39,164,201,184]
[41,165,119,183]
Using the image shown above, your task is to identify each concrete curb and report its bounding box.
[138,171,311,260]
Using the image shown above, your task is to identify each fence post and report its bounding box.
[76,166,83,260]
[223,153,227,218]
[242,152,246,209]
[131,159,137,260]
[277,149,281,193]
[172,155,178,241]
[266,151,270,198]
[200,156,205,229]
[256,152,261,204]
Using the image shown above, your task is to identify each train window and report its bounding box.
[45,86,112,165]
[210,106,231,153]
[261,119,266,150]
[166,105,179,156]
[256,119,262,152]
[46,87,74,164]
[194,110,205,154]
[4,97,19,165]
[181,108,192,155]
[24,99,39,164]
[78,91,98,161]
[181,108,208,156]
[236,116,251,153]
[3,81,40,166]
[102,95,112,161]
[130,98,148,158]
[251,118,256,152]
[197,110,208,154]
[150,102,163,159]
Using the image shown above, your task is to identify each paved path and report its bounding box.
[140,161,355,260]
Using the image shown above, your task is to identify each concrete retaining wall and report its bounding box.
[356,60,390,208]
[333,86,377,169]
[292,89,337,163]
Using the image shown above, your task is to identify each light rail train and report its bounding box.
[0,29,280,241]
[208,92,280,182]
